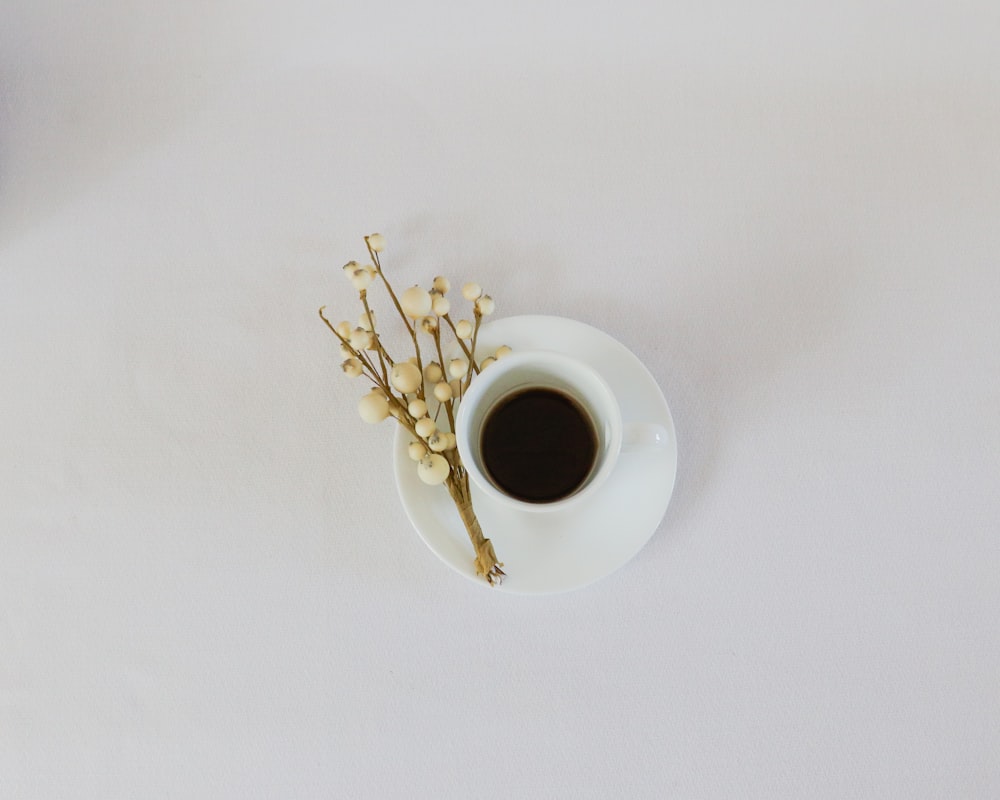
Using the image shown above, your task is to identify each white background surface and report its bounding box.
[3,1,999,797]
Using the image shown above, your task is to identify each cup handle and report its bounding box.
[622,422,670,452]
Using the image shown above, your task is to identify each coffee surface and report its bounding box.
[480,387,598,503]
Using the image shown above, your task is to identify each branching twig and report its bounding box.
[323,235,505,586]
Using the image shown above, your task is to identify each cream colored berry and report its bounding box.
[433,381,453,402]
[366,232,386,252]
[432,275,450,294]
[341,358,363,378]
[390,362,422,394]
[350,327,373,350]
[479,356,496,371]
[415,417,437,439]
[475,295,495,315]
[358,310,376,331]
[448,358,468,379]
[461,282,482,301]
[417,453,450,485]
[407,441,426,461]
[351,269,373,291]
[408,399,428,418]
[400,286,432,319]
[358,391,389,424]
[424,361,444,383]
[335,320,352,339]
[455,319,473,339]
[427,433,448,452]
[420,316,438,334]
[495,345,512,359]
[432,294,450,316]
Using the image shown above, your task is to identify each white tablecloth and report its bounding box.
[3,2,999,797]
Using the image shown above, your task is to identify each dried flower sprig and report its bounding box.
[320,234,508,585]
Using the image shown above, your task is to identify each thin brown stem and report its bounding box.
[441,314,479,372]
[386,393,416,433]
[358,350,382,380]
[373,334,396,369]
[321,308,404,402]
[365,239,425,400]
[324,244,504,586]
[445,468,504,586]
[319,307,378,381]
[432,326,456,434]
[360,293,389,386]
[365,242,413,337]
[412,335,425,401]
[462,311,483,395]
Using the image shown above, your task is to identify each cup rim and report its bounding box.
[455,350,622,513]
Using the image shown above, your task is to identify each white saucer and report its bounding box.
[392,315,677,594]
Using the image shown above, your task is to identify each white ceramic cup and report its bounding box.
[456,350,661,513]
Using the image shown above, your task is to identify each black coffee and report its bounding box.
[480,387,598,503]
